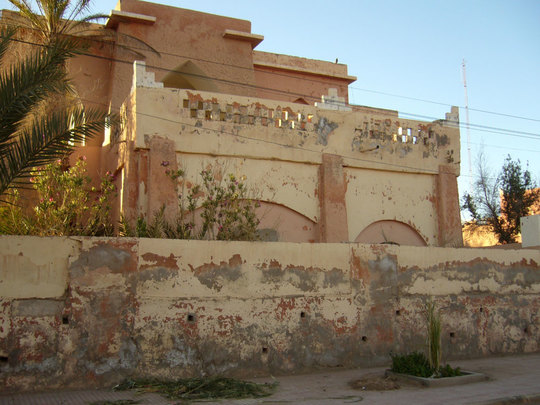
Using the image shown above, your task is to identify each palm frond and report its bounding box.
[0,28,15,61]
[0,108,113,195]
[0,37,82,147]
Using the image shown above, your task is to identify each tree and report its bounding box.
[5,0,159,57]
[7,0,107,46]
[462,153,540,244]
[0,28,110,196]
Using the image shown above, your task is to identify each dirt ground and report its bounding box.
[348,372,400,391]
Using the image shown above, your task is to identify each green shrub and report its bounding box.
[390,352,462,378]
[0,157,115,236]
[121,165,260,241]
[391,351,433,378]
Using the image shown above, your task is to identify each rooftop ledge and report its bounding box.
[253,60,357,83]
[106,10,156,28]
[223,29,264,49]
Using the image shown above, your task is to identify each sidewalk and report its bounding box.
[1,353,539,405]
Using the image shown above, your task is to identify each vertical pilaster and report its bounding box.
[436,164,463,247]
[318,153,349,242]
[147,136,179,222]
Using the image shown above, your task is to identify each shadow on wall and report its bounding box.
[162,60,220,92]
[257,201,316,243]
[355,220,427,246]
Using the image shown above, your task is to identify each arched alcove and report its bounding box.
[354,220,427,246]
[293,97,309,105]
[162,60,220,92]
[256,201,316,242]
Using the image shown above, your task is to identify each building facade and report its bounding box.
[2,0,462,246]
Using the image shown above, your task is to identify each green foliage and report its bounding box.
[390,352,433,378]
[6,0,159,57]
[462,153,539,244]
[8,0,108,46]
[0,157,115,236]
[114,377,277,401]
[197,169,260,241]
[439,364,462,378]
[390,352,462,379]
[426,300,441,371]
[121,165,261,241]
[0,28,112,197]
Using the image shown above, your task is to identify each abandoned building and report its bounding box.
[2,1,539,392]
[4,0,462,247]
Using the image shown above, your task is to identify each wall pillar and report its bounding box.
[318,153,349,242]
[146,136,179,222]
[436,164,463,247]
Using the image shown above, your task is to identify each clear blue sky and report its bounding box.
[2,0,540,209]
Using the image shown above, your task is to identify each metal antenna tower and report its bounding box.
[462,59,472,190]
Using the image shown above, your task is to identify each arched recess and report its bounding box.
[354,220,427,246]
[162,60,220,92]
[168,200,316,242]
[293,97,310,105]
[256,201,316,243]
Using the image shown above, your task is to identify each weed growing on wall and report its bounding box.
[0,157,115,236]
[121,164,261,241]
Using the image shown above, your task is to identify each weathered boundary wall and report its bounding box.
[0,236,538,391]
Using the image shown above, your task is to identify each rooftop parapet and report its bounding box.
[120,62,460,176]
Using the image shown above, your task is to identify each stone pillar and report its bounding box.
[146,136,179,222]
[436,164,463,247]
[318,153,349,242]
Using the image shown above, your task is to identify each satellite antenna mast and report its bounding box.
[462,59,472,190]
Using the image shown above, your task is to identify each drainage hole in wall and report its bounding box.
[361,336,368,342]
[187,314,196,323]
[0,356,7,364]
[262,347,268,354]
[479,307,483,313]
[524,327,529,334]
[450,332,455,338]
[300,311,306,318]
[395,310,401,316]
[62,316,69,325]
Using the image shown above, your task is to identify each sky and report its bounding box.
[2,0,539,209]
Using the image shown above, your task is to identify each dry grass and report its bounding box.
[114,376,277,402]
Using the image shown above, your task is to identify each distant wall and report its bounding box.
[1,236,538,391]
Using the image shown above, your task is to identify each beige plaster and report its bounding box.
[345,168,438,244]
[0,236,78,298]
[1,236,539,392]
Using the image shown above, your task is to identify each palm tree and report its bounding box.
[0,28,111,196]
[5,0,159,57]
[7,0,107,46]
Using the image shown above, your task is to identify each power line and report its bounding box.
[4,31,540,143]
[81,96,443,175]
[3,18,540,126]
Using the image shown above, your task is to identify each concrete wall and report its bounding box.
[1,235,538,391]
